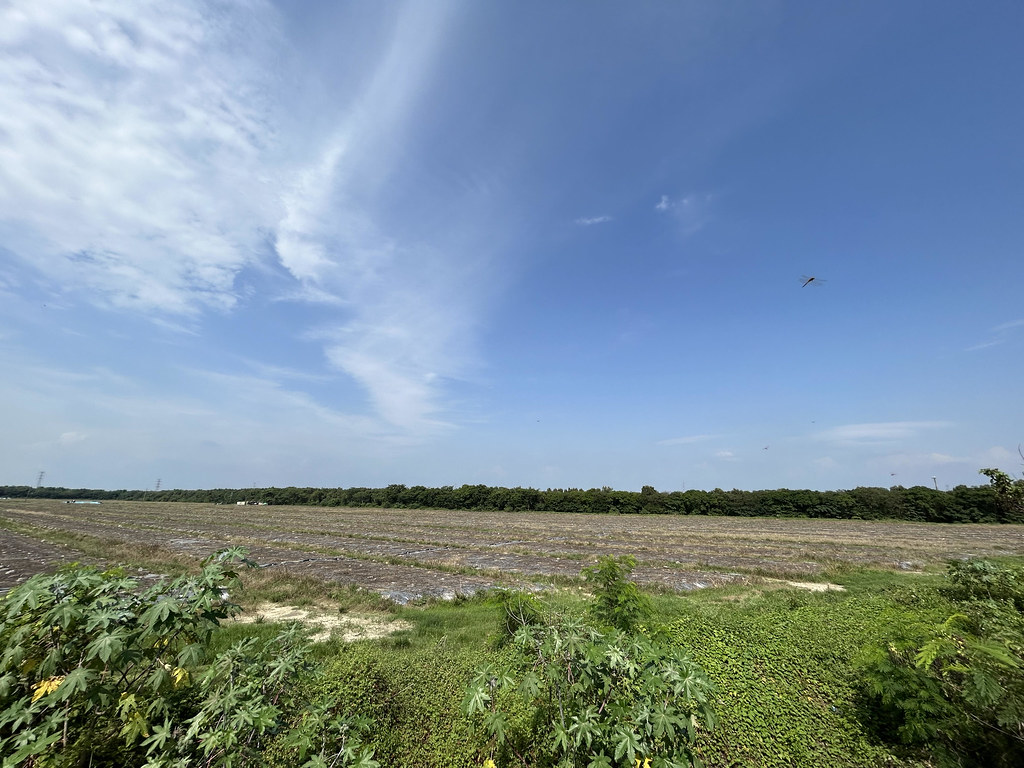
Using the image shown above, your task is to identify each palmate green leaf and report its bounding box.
[612,727,641,764]
[3,727,62,767]
[0,696,34,732]
[518,670,541,699]
[0,673,14,699]
[484,710,508,743]
[84,606,129,633]
[54,666,93,701]
[120,709,152,745]
[4,581,47,617]
[176,641,205,668]
[44,601,83,631]
[553,722,571,753]
[350,748,380,768]
[141,599,178,630]
[651,708,676,740]
[0,645,25,673]
[569,705,600,748]
[147,663,170,692]
[461,682,491,716]
[86,629,126,664]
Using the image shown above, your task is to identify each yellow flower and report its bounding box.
[483,759,497,768]
[633,759,652,768]
[31,676,65,703]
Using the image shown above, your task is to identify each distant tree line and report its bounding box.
[2,479,1020,523]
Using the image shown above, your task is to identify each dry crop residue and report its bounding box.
[232,604,411,643]
[3,499,1024,601]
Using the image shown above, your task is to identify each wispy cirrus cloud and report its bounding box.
[0,0,283,316]
[967,319,1024,351]
[657,434,717,446]
[814,421,952,445]
[271,3,476,432]
[0,1,485,434]
[574,215,612,226]
[0,350,413,489]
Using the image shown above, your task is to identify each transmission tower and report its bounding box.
[155,478,161,492]
[36,471,45,488]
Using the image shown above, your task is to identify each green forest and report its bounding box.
[2,469,1021,523]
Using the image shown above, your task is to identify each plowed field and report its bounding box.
[3,499,1023,601]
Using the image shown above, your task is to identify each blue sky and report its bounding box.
[1,1,1022,493]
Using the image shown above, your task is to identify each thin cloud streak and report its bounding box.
[815,421,952,444]
[270,3,482,431]
[966,318,1024,352]
[0,351,421,489]
[657,434,717,446]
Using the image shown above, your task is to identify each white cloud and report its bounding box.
[58,431,87,446]
[966,318,1024,352]
[657,434,716,446]
[0,1,482,434]
[983,446,1016,463]
[0,0,283,316]
[654,193,713,234]
[992,319,1024,333]
[267,4,481,432]
[0,352,427,489]
[574,215,612,226]
[714,450,736,459]
[815,421,952,444]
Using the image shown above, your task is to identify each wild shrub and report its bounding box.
[308,641,501,768]
[496,591,544,645]
[582,555,652,633]
[857,559,1024,767]
[465,615,717,768]
[0,549,377,768]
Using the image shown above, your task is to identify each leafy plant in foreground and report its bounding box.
[857,559,1024,767]
[0,550,377,768]
[581,555,652,634]
[465,613,716,768]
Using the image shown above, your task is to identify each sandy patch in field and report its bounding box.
[768,579,846,592]
[233,603,411,643]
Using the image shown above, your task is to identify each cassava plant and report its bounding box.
[465,616,717,768]
[581,555,652,634]
[0,549,377,768]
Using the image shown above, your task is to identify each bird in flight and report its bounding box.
[800,275,825,288]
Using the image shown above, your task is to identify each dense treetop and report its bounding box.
[2,479,1018,524]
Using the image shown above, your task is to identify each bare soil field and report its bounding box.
[3,499,1023,600]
